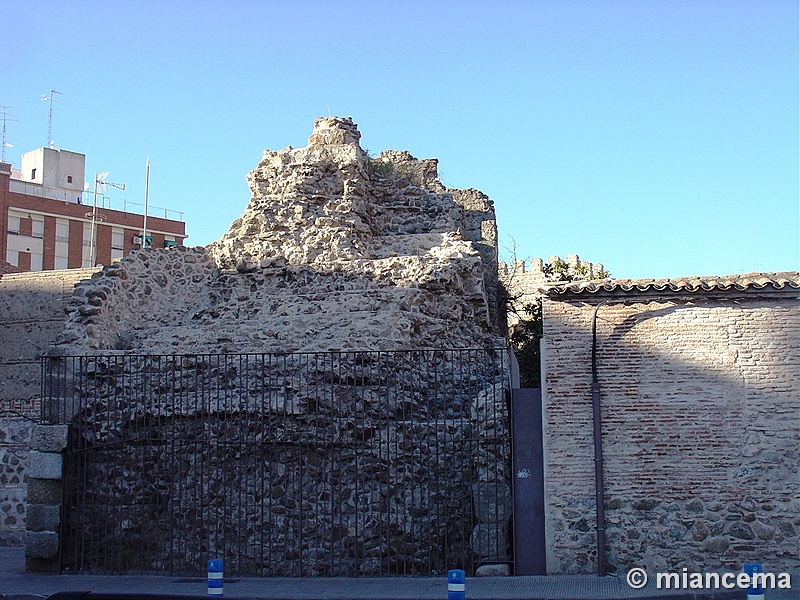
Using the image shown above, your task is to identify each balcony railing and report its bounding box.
[9,180,184,222]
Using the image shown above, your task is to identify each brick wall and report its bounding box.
[541,292,799,574]
[67,221,83,269]
[3,186,186,273]
[42,216,56,271]
[0,268,99,544]
[0,164,10,261]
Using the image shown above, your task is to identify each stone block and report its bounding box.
[471,523,509,561]
[24,530,59,559]
[26,555,60,573]
[27,451,62,480]
[701,536,730,553]
[26,504,61,532]
[26,478,62,504]
[0,418,33,445]
[31,424,69,452]
[472,481,512,524]
[476,563,511,576]
[727,522,755,540]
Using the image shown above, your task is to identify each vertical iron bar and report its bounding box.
[258,353,265,577]
[265,352,273,574]
[78,357,91,572]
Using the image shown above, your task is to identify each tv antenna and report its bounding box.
[0,106,18,163]
[41,89,61,148]
[89,171,125,266]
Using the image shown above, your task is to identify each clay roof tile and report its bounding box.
[545,272,800,297]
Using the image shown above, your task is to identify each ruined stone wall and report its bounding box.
[55,117,502,356]
[39,117,511,575]
[54,247,218,352]
[0,268,98,544]
[53,350,510,576]
[541,292,800,574]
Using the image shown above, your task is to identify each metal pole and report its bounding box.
[143,157,150,248]
[591,300,609,576]
[42,89,61,148]
[89,175,98,267]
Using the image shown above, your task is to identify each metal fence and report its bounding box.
[42,348,512,577]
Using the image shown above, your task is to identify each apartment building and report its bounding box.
[1,147,186,272]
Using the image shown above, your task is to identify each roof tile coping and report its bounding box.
[544,271,800,297]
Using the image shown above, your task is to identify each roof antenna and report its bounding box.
[89,171,125,266]
[41,89,62,148]
[0,105,18,163]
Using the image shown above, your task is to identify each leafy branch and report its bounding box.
[507,256,609,387]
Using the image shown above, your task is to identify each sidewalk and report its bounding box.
[2,548,796,600]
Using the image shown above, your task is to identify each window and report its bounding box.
[111,229,125,261]
[67,176,73,184]
[55,219,70,243]
[32,218,44,239]
[82,223,94,267]
[55,219,70,269]
[7,214,20,235]
[31,168,36,180]
[111,229,124,250]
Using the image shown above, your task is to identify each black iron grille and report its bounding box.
[42,348,512,577]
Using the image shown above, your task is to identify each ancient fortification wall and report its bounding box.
[6,116,796,581]
[0,268,98,544]
[500,255,606,328]
[34,117,511,576]
[54,117,502,356]
[541,284,800,574]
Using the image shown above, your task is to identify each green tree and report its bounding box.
[508,260,608,388]
[510,298,544,388]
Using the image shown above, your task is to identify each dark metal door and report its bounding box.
[511,387,546,575]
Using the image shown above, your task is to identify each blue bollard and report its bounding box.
[208,559,224,597]
[448,569,465,600]
[744,562,764,600]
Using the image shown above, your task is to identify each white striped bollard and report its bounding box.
[448,569,465,600]
[208,559,224,597]
[744,562,764,600]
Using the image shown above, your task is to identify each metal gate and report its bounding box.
[42,348,512,576]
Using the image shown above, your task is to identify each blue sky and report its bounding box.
[3,0,798,279]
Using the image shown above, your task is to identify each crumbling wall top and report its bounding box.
[307,116,362,146]
[55,117,505,354]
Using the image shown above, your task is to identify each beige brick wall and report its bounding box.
[541,293,799,574]
[0,268,98,544]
